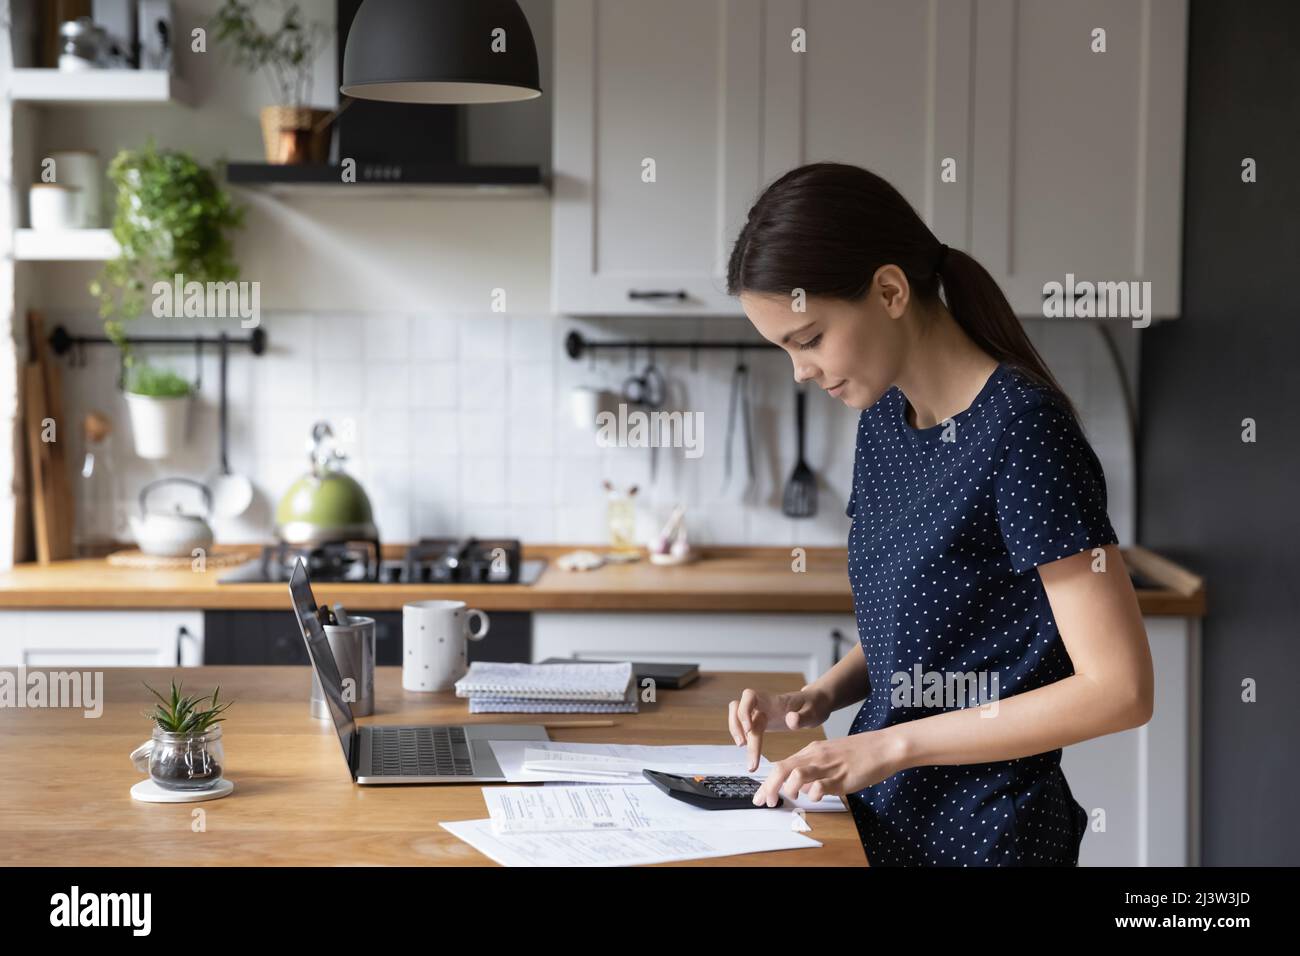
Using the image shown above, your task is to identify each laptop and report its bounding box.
[289,559,549,784]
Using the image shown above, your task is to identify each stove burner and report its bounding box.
[263,539,381,583]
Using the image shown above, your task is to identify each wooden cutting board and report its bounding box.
[24,312,74,562]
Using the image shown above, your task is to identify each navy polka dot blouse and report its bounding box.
[844,361,1118,866]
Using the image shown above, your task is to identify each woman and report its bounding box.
[725,163,1153,866]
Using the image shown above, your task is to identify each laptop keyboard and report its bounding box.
[370,726,475,777]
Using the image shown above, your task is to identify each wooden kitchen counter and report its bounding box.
[0,666,867,867]
[0,545,1204,616]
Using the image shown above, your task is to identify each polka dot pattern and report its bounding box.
[842,361,1117,866]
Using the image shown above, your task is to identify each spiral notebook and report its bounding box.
[455,661,635,703]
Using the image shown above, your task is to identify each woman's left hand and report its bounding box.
[751,729,907,806]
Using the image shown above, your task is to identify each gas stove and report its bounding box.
[218,537,545,585]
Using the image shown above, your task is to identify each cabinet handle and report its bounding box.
[829,628,847,662]
[627,289,688,301]
[176,625,197,667]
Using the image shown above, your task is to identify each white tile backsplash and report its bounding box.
[51,310,1135,548]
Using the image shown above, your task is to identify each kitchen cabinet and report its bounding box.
[532,612,862,737]
[969,0,1188,318]
[552,0,1186,320]
[1062,615,1200,866]
[202,610,532,666]
[551,0,763,315]
[0,610,204,667]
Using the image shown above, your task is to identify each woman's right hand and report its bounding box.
[728,686,833,772]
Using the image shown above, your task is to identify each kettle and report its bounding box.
[130,478,215,557]
[274,421,379,546]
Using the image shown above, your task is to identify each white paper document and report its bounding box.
[487,740,846,812]
[440,819,821,867]
[481,784,808,834]
[489,740,772,782]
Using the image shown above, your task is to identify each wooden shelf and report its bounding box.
[13,229,118,261]
[8,69,189,106]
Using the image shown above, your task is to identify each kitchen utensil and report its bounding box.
[722,358,754,492]
[402,600,490,692]
[623,360,666,481]
[782,384,818,518]
[23,312,74,562]
[310,616,376,719]
[129,477,214,558]
[208,335,253,518]
[274,421,379,546]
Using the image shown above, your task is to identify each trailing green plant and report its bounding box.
[212,0,330,108]
[125,364,193,398]
[142,680,233,734]
[90,142,244,362]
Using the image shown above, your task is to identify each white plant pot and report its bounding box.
[125,393,190,460]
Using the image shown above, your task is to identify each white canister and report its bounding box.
[49,151,101,227]
[28,184,80,232]
[402,600,490,691]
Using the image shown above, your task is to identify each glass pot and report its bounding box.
[130,726,225,791]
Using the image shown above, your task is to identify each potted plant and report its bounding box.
[212,0,332,164]
[131,680,233,791]
[123,365,194,460]
[89,142,243,458]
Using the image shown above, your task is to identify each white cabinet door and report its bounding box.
[1061,616,1198,866]
[970,0,1188,318]
[759,0,976,241]
[0,610,205,667]
[552,0,762,315]
[532,611,862,736]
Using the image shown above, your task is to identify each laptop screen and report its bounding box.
[289,560,355,770]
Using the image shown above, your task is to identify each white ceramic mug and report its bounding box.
[402,600,489,691]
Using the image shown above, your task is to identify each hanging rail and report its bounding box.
[565,330,777,363]
[48,325,268,358]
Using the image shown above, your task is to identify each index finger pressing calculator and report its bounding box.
[641,770,783,810]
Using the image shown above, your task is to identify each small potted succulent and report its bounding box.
[131,680,232,791]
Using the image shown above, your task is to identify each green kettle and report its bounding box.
[274,421,379,546]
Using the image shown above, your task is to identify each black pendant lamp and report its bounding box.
[341,0,542,104]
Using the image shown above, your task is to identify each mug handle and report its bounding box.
[464,609,490,641]
[130,740,153,774]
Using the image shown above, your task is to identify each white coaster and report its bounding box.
[130,778,235,803]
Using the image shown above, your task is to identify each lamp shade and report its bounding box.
[341,0,542,104]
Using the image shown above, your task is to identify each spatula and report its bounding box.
[782,384,817,518]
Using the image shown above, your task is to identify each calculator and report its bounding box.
[641,770,783,810]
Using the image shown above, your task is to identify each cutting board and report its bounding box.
[24,312,74,562]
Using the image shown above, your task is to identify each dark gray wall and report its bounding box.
[1139,0,1300,865]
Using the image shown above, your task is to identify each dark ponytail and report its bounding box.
[727,162,1078,422]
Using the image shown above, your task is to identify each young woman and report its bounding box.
[725,163,1153,866]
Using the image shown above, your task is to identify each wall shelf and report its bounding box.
[13,229,118,261]
[8,69,190,106]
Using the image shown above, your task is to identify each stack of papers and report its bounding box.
[439,743,847,867]
[454,661,638,714]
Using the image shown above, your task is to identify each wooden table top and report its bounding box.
[0,666,869,867]
[0,544,1204,616]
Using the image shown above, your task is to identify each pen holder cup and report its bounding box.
[310,617,377,720]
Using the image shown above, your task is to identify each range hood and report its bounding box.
[226,0,543,192]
